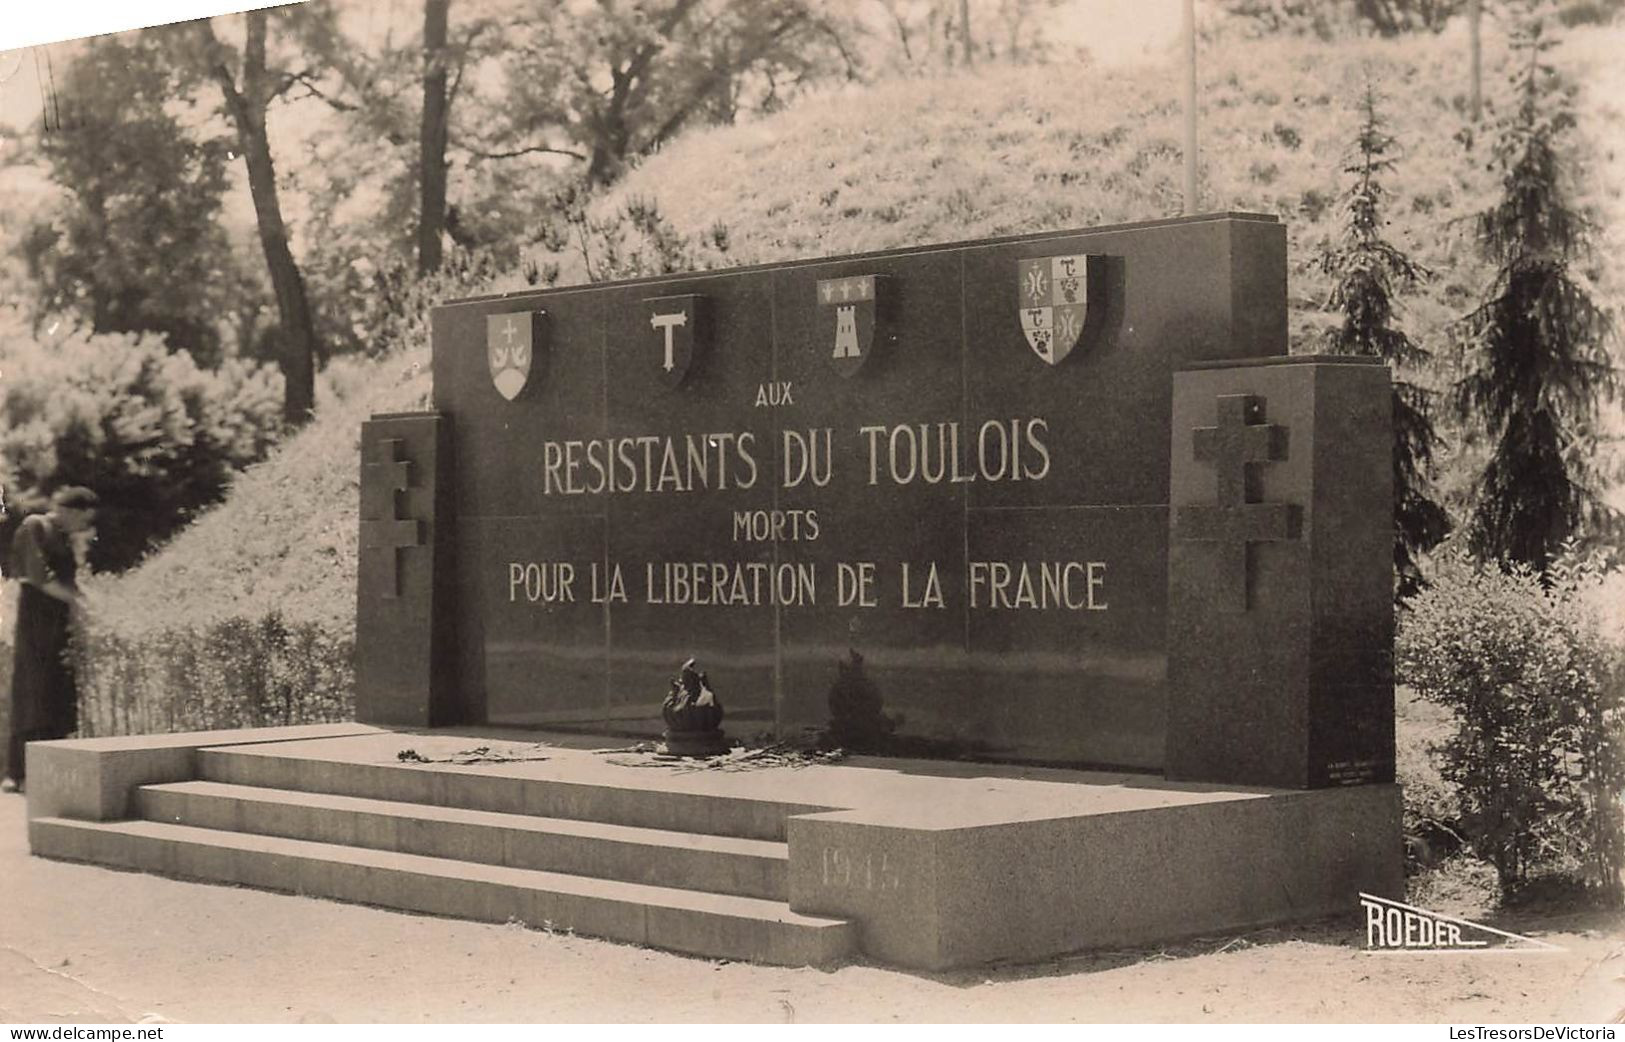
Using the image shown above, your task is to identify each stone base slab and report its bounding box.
[25,724,383,822]
[26,725,1402,969]
[787,782,1402,969]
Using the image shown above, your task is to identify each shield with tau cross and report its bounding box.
[1016,253,1099,365]
[645,294,703,388]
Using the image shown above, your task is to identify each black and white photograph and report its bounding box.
[0,0,1622,1026]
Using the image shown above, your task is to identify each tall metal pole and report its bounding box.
[1182,0,1198,215]
[960,0,973,65]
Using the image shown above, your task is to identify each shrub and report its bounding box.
[1396,547,1625,905]
[71,611,353,736]
[0,325,283,573]
[4,567,353,752]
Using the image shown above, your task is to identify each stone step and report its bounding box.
[135,781,788,901]
[197,748,833,843]
[29,816,855,967]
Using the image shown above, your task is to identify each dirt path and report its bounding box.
[0,794,1620,1024]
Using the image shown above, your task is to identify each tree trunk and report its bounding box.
[418,0,450,275]
[240,109,317,424]
[201,10,318,425]
[203,11,319,425]
[586,106,631,187]
[959,0,972,64]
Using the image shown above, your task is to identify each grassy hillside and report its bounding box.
[86,356,431,636]
[92,24,1625,639]
[583,25,1622,348]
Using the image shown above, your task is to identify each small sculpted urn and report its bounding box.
[661,657,729,756]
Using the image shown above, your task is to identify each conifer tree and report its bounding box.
[1320,81,1449,599]
[1455,10,1617,572]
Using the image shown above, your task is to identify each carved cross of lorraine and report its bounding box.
[360,438,423,600]
[1175,394,1299,612]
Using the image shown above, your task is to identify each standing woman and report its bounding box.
[2,486,98,794]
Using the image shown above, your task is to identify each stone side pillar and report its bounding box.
[1165,357,1394,789]
[356,412,458,726]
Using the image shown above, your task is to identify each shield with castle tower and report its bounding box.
[817,275,886,377]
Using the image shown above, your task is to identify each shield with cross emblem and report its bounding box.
[1016,253,1100,366]
[645,295,704,388]
[486,311,545,401]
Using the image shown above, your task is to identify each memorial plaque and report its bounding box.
[422,213,1308,770]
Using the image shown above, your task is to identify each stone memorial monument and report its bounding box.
[29,213,1401,970]
[356,211,1394,791]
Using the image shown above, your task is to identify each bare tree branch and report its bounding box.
[290,71,360,112]
[460,140,587,162]
[646,11,807,150]
[812,16,863,81]
[269,67,320,102]
[446,21,494,107]
[193,19,253,131]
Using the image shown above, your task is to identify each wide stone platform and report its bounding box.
[27,725,1402,970]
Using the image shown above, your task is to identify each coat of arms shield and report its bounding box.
[1017,254,1099,365]
[816,275,887,378]
[486,311,544,400]
[645,295,704,388]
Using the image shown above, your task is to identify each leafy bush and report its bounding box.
[4,574,351,758]
[71,610,353,736]
[1396,547,1625,905]
[0,325,283,572]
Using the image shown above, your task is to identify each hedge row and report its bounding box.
[72,612,353,737]
[0,577,353,780]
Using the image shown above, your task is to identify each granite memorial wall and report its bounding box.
[356,212,1395,788]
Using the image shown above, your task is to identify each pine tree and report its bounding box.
[1320,80,1450,600]
[1455,9,1617,572]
